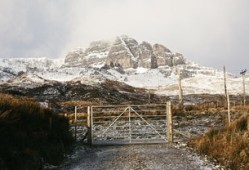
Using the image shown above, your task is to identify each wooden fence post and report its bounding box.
[74,106,77,123]
[87,106,93,145]
[223,66,228,100]
[242,73,246,106]
[148,90,151,104]
[178,69,183,106]
[167,101,173,143]
[74,106,77,141]
[87,106,91,128]
[227,93,231,126]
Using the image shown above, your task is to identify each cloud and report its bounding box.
[0,0,248,73]
[0,0,73,57]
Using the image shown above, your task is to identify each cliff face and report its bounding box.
[106,37,135,68]
[64,35,185,68]
[64,40,112,67]
[138,41,153,68]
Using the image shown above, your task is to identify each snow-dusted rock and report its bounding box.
[64,49,85,65]
[106,36,136,68]
[153,44,172,67]
[138,41,154,68]
[64,35,186,69]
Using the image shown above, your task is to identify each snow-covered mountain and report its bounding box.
[0,35,248,96]
[63,35,185,69]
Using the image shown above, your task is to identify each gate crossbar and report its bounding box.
[90,104,169,145]
[102,107,129,135]
[130,107,166,140]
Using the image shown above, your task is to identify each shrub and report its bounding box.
[189,115,249,169]
[0,94,74,170]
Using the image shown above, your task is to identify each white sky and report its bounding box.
[0,0,248,73]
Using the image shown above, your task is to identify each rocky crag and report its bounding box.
[64,35,185,69]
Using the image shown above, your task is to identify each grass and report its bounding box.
[0,94,74,170]
[189,114,249,169]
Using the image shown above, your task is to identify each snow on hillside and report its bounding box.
[36,67,84,82]
[157,73,249,96]
[0,57,248,95]
[0,71,15,83]
[4,72,49,88]
[0,58,63,73]
[106,67,175,88]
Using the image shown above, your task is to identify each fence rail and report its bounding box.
[64,101,193,144]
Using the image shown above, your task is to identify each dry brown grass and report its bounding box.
[58,100,100,107]
[0,93,37,111]
[0,93,73,169]
[172,102,223,116]
[189,114,249,170]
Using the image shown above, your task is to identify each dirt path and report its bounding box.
[59,144,219,170]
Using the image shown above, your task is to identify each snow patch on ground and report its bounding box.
[157,73,248,95]
[123,68,174,88]
[0,57,248,95]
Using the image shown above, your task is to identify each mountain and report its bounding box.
[0,35,248,99]
[63,35,185,69]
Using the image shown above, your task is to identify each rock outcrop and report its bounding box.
[153,44,172,67]
[138,41,154,68]
[64,40,112,67]
[64,35,185,68]
[64,49,85,65]
[106,37,135,68]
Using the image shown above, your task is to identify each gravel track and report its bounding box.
[58,112,226,170]
[60,144,219,170]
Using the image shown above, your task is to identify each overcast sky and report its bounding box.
[0,0,248,73]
